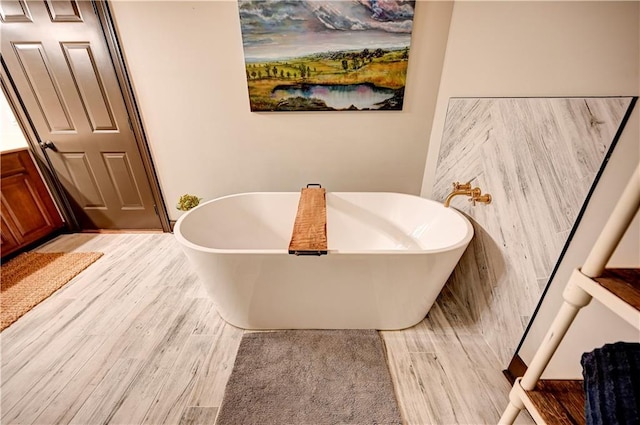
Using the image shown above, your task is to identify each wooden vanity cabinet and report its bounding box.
[1,148,64,258]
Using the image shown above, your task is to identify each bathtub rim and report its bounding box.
[173,191,474,255]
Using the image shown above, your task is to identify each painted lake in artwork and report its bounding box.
[272,83,397,110]
[238,0,415,112]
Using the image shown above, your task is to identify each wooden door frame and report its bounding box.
[0,0,171,232]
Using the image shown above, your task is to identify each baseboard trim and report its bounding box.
[80,229,164,234]
[503,354,527,385]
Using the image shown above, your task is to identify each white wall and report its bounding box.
[423,1,639,377]
[109,0,453,220]
[1,91,28,151]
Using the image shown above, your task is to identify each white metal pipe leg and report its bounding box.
[499,403,522,424]
[499,387,525,424]
[582,162,640,277]
[521,289,590,389]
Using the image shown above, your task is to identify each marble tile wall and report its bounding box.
[433,97,633,365]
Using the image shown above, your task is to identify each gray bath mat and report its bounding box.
[215,329,403,425]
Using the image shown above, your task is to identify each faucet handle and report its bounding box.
[453,181,472,190]
[469,191,492,206]
[468,187,480,205]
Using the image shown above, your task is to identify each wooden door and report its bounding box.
[0,0,162,229]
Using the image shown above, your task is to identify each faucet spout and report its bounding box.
[444,188,477,207]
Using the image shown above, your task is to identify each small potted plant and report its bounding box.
[176,194,202,211]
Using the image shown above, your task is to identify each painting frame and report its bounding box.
[237,0,416,112]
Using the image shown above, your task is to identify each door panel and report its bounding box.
[102,152,144,209]
[0,1,32,22]
[62,42,117,131]
[2,173,54,237]
[1,213,21,254]
[1,0,162,229]
[44,0,82,22]
[59,152,106,208]
[12,42,75,131]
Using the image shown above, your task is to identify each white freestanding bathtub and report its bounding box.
[174,192,473,330]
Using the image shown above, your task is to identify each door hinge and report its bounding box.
[153,204,159,215]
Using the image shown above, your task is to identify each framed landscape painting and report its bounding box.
[238,0,415,112]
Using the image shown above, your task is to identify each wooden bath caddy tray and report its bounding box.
[289,185,328,256]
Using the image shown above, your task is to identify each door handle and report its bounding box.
[39,140,58,152]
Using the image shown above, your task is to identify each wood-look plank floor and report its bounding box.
[1,234,533,424]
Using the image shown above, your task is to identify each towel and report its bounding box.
[581,341,640,425]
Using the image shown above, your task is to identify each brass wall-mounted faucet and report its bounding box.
[444,181,492,207]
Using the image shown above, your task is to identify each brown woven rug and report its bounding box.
[216,329,403,425]
[1,252,103,331]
